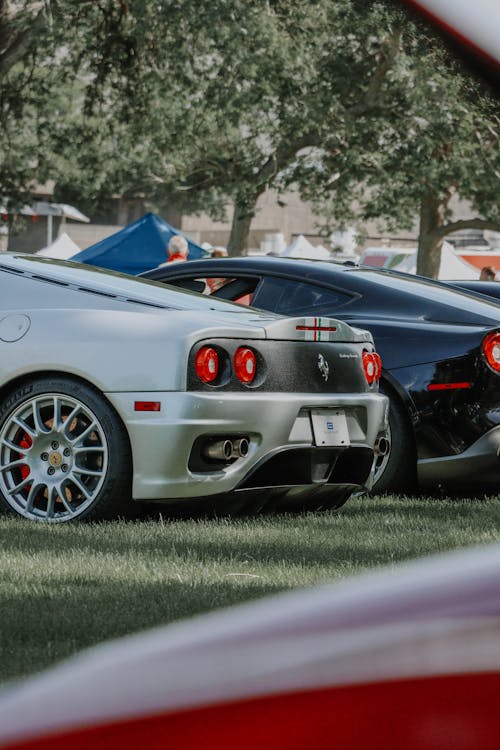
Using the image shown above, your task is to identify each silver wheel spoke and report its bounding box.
[62,405,80,438]
[56,484,74,514]
[69,421,97,446]
[46,487,57,519]
[32,400,48,435]
[7,476,32,495]
[1,437,27,452]
[1,458,28,472]
[74,466,106,478]
[25,483,43,513]
[69,476,92,500]
[74,446,105,454]
[52,396,63,431]
[12,417,35,439]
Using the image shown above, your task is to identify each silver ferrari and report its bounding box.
[0,254,388,522]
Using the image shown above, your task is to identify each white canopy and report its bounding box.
[395,242,480,279]
[360,242,479,279]
[35,232,80,260]
[281,234,331,260]
[32,202,90,223]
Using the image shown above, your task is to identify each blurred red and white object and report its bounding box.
[405,0,500,70]
[0,544,500,749]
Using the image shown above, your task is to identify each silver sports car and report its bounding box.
[0,254,388,522]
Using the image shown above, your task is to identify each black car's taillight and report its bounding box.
[482,332,500,372]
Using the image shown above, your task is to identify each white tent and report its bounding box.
[360,242,479,280]
[35,232,80,260]
[395,241,480,279]
[281,234,331,260]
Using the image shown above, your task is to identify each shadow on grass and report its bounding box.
[1,495,499,568]
[0,577,281,684]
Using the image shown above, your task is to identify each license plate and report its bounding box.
[311,409,350,447]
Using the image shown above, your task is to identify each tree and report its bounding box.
[98,0,410,255]
[299,20,500,277]
[0,0,166,209]
[2,1,498,272]
[96,0,499,268]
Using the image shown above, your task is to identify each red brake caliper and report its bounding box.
[19,435,32,480]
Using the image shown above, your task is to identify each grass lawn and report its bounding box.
[1,493,499,685]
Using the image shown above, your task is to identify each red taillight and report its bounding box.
[363,350,381,385]
[234,347,257,383]
[195,346,219,383]
[373,352,382,380]
[483,332,500,372]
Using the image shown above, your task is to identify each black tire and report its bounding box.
[0,376,133,522]
[372,384,416,494]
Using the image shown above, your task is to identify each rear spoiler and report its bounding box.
[263,316,373,344]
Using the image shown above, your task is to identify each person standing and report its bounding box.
[211,246,228,258]
[479,266,496,281]
[159,235,189,266]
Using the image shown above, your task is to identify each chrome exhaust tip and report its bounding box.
[233,437,249,458]
[374,436,390,456]
[203,439,233,461]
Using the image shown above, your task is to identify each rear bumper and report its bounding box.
[418,425,500,490]
[106,391,388,501]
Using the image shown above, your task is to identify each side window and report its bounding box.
[165,276,236,295]
[203,276,259,302]
[253,277,352,314]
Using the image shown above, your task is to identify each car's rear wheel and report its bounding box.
[372,385,416,494]
[0,377,133,522]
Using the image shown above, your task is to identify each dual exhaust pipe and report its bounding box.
[203,437,250,462]
[374,435,390,457]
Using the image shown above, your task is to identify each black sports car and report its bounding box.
[144,256,500,495]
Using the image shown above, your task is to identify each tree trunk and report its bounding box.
[227,191,261,256]
[416,192,447,278]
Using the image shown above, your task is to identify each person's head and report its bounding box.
[211,246,228,258]
[480,265,496,281]
[168,235,189,260]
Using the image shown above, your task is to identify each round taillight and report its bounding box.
[483,332,500,372]
[195,346,219,383]
[373,352,382,380]
[362,350,376,385]
[234,347,257,383]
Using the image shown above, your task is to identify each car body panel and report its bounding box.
[108,391,387,499]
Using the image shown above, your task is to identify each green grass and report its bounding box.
[1,494,500,685]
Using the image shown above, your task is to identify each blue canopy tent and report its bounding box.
[71,213,206,275]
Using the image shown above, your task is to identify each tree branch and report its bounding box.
[0,4,47,82]
[430,218,500,242]
[348,29,402,116]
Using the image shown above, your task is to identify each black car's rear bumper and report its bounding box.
[418,425,500,490]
